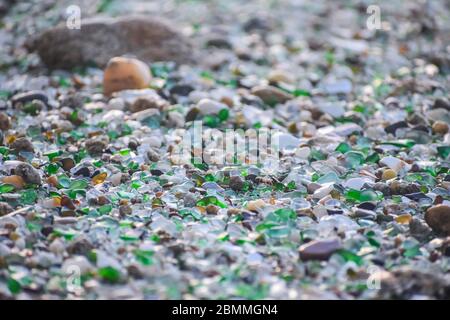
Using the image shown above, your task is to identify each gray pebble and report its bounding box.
[15,162,41,185]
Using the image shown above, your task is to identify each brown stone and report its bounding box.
[85,136,109,156]
[432,121,449,135]
[374,266,450,299]
[299,239,342,261]
[29,16,195,70]
[229,176,244,192]
[129,94,167,113]
[60,157,76,171]
[206,205,219,215]
[0,202,14,216]
[67,236,94,256]
[46,175,58,188]
[0,112,10,131]
[103,57,152,96]
[9,137,34,154]
[15,162,41,185]
[425,205,450,235]
[251,85,293,105]
[2,175,25,190]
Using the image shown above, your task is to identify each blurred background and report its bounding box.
[0,0,449,73]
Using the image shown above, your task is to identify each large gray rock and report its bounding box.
[29,15,195,69]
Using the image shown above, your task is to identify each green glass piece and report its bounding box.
[353,104,366,113]
[335,142,351,154]
[92,160,103,168]
[203,114,220,128]
[69,110,79,122]
[119,220,133,228]
[121,124,132,136]
[317,171,340,184]
[7,278,21,295]
[46,163,60,175]
[200,70,214,80]
[257,208,297,234]
[150,234,161,243]
[120,232,140,241]
[107,131,119,140]
[56,134,66,145]
[97,121,108,129]
[0,146,9,155]
[152,197,164,207]
[57,175,71,188]
[74,149,87,163]
[270,208,296,222]
[380,139,415,148]
[26,126,41,139]
[325,50,335,65]
[292,89,311,97]
[141,114,161,128]
[403,245,421,258]
[150,62,171,78]
[98,267,121,283]
[179,209,203,221]
[0,184,15,194]
[218,108,229,121]
[404,173,436,187]
[274,182,285,191]
[134,250,154,266]
[196,196,227,208]
[22,101,40,115]
[0,90,10,99]
[217,233,230,242]
[70,130,85,140]
[131,180,142,189]
[69,179,89,190]
[119,148,131,156]
[253,122,262,129]
[265,225,290,238]
[192,173,206,187]
[345,189,382,202]
[52,228,78,240]
[311,172,320,182]
[117,191,133,199]
[20,189,37,204]
[255,221,279,232]
[141,194,150,203]
[365,152,380,163]
[191,159,208,171]
[337,249,363,266]
[423,166,437,177]
[67,189,86,199]
[345,151,364,168]
[309,149,326,161]
[59,76,71,88]
[287,181,296,190]
[44,150,62,161]
[437,146,450,159]
[26,222,41,232]
[98,204,112,215]
[368,237,380,248]
[79,207,90,215]
[127,161,139,171]
[356,137,372,149]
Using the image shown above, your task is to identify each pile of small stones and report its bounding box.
[0,0,449,300]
